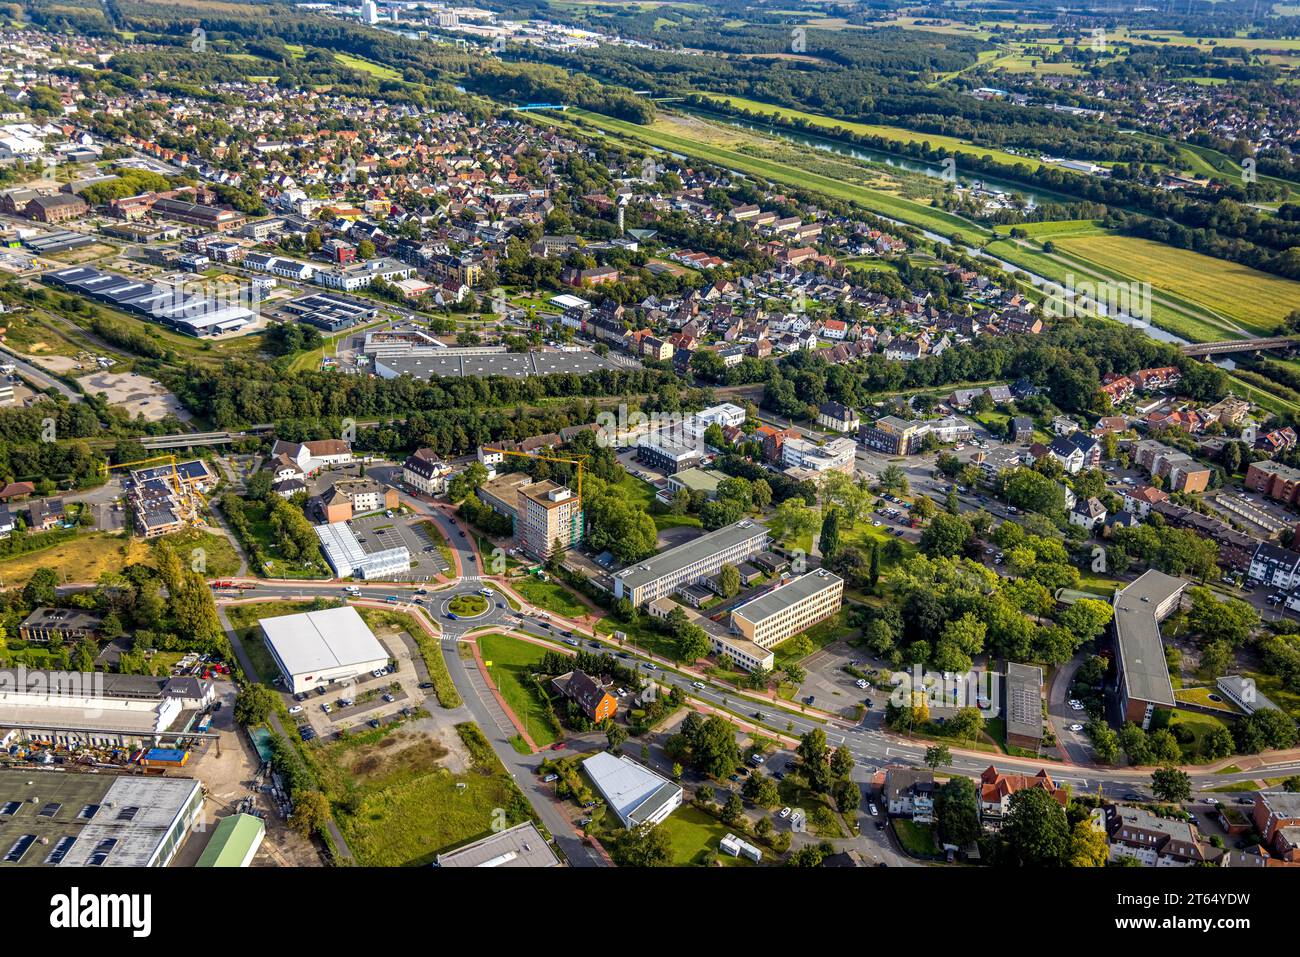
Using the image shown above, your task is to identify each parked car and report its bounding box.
[288,706,303,715]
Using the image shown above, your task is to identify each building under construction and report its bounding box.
[122,458,216,538]
[480,448,584,562]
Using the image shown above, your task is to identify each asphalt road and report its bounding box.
[208,464,1300,867]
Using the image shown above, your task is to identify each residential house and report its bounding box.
[1107,805,1207,866]
[978,766,1067,831]
[27,497,64,530]
[817,401,860,434]
[884,768,935,823]
[402,448,452,496]
[551,670,618,723]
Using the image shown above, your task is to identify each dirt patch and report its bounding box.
[76,370,191,422]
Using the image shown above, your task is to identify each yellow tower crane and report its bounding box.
[101,454,206,528]
[481,448,586,500]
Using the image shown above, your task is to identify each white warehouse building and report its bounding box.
[581,751,682,829]
[259,605,391,695]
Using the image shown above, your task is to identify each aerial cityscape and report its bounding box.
[0,0,1298,922]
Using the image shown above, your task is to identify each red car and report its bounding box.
[550,742,567,750]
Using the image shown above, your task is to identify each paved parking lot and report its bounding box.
[286,625,429,739]
[347,510,449,580]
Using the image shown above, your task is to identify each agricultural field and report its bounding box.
[1050,233,1300,335]
[983,232,1272,344]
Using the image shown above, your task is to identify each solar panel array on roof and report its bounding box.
[43,265,253,337]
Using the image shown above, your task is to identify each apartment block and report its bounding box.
[517,480,583,561]
[1132,439,1211,494]
[1245,459,1300,506]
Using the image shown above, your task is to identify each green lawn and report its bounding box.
[1164,708,1235,764]
[892,818,941,857]
[478,633,563,746]
[449,594,488,617]
[772,609,857,671]
[226,600,321,684]
[595,614,679,660]
[655,803,755,866]
[512,575,589,618]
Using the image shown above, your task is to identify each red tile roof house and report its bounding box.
[551,670,618,723]
[978,766,1067,831]
[0,481,35,502]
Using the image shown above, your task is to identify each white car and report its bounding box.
[779,807,792,819]
[1069,723,1084,733]
[321,703,332,714]
[692,681,706,690]
[288,706,303,715]
[855,679,868,689]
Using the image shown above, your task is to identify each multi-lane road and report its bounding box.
[209,475,1300,867]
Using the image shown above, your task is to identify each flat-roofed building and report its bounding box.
[435,821,559,868]
[1004,662,1044,752]
[647,596,774,672]
[665,467,724,500]
[476,471,535,519]
[314,521,410,580]
[1111,570,1186,729]
[860,415,929,455]
[517,480,583,561]
[259,604,390,695]
[730,569,843,650]
[613,520,769,607]
[18,607,101,643]
[636,433,703,475]
[0,670,213,748]
[582,751,682,829]
[0,770,203,867]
